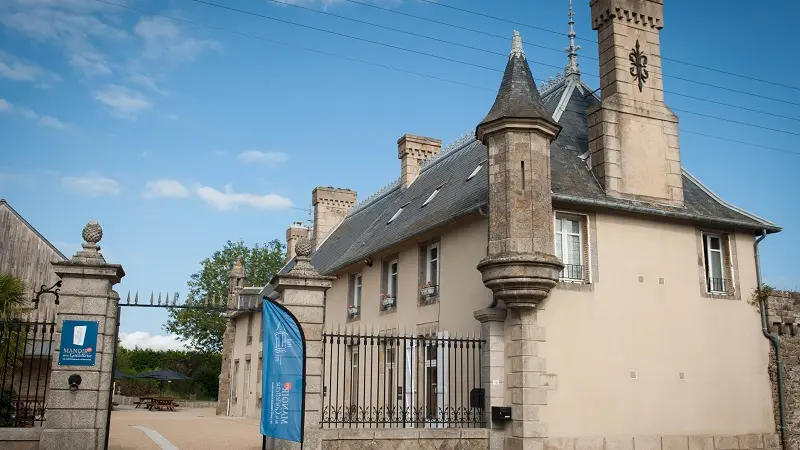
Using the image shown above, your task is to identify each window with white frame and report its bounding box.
[703,232,730,293]
[555,214,585,281]
[382,259,398,309]
[421,243,440,301]
[348,273,363,318]
[349,346,359,408]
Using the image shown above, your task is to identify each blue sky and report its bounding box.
[1,0,797,349]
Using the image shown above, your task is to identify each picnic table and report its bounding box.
[135,396,178,411]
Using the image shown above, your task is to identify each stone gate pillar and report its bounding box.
[40,221,124,450]
[217,258,245,415]
[475,307,508,450]
[272,237,333,450]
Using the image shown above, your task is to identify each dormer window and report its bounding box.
[422,186,443,207]
[387,207,404,224]
[466,164,483,181]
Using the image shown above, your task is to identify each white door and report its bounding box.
[404,338,416,427]
[435,331,449,427]
[243,359,251,417]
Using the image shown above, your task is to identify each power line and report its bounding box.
[262,0,507,59]
[185,0,501,73]
[87,0,493,92]
[181,0,800,134]
[261,0,800,121]
[415,0,800,92]
[85,0,797,156]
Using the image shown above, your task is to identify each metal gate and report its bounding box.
[106,292,254,449]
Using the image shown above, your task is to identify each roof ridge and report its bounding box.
[540,71,566,97]
[347,178,401,216]
[419,130,475,172]
[0,199,68,261]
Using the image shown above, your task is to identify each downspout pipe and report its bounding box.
[756,229,787,450]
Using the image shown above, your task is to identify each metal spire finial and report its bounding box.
[510,30,525,59]
[565,0,581,76]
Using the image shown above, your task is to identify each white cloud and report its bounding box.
[0,97,70,130]
[143,179,190,199]
[0,2,127,77]
[237,150,288,166]
[128,73,167,95]
[93,85,152,118]
[195,184,292,211]
[0,52,62,85]
[62,174,120,196]
[38,115,68,130]
[134,17,220,63]
[68,51,111,76]
[119,332,187,351]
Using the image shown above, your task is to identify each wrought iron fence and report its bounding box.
[321,330,484,428]
[0,318,56,427]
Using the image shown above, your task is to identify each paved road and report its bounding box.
[109,406,263,450]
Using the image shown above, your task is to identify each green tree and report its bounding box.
[165,239,285,353]
[0,273,28,319]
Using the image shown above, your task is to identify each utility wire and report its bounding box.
[183,0,800,133]
[87,0,493,92]
[86,0,798,156]
[186,0,501,73]
[416,0,800,92]
[261,0,800,121]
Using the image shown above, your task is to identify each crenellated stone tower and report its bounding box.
[476,31,563,450]
[587,0,684,205]
[216,257,245,415]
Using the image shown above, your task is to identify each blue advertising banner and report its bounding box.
[58,320,99,366]
[260,298,305,443]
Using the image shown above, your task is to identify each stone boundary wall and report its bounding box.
[320,428,489,450]
[766,290,800,450]
[544,434,780,450]
[0,427,42,450]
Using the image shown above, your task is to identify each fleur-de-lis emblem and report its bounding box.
[629,39,649,92]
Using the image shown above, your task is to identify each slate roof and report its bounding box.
[478,50,553,127]
[303,71,778,275]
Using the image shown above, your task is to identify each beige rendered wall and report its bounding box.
[230,311,263,419]
[324,216,491,335]
[317,209,773,437]
[540,211,773,437]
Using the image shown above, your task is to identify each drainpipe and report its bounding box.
[756,229,787,450]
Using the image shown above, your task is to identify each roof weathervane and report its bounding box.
[510,30,525,59]
[565,0,581,76]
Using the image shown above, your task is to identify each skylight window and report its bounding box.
[467,164,483,181]
[422,186,443,207]
[387,205,406,224]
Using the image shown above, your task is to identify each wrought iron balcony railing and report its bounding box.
[707,277,729,293]
[560,264,584,282]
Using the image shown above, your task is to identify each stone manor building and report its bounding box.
[223,1,783,448]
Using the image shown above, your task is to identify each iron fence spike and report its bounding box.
[126,291,130,304]
[134,291,139,305]
[173,293,177,306]
[150,292,154,305]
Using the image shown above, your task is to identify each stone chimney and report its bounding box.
[397,134,441,188]
[588,0,683,205]
[286,221,309,263]
[311,187,357,250]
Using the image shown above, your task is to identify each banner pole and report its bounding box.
[262,435,266,450]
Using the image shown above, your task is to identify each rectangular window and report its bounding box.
[426,244,440,287]
[258,314,263,342]
[349,273,362,318]
[387,260,398,299]
[385,345,395,411]
[425,344,438,419]
[703,233,729,293]
[555,214,585,282]
[232,359,240,405]
[349,346,359,408]
[256,354,263,406]
[246,313,253,345]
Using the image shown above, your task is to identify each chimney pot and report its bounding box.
[311,187,357,250]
